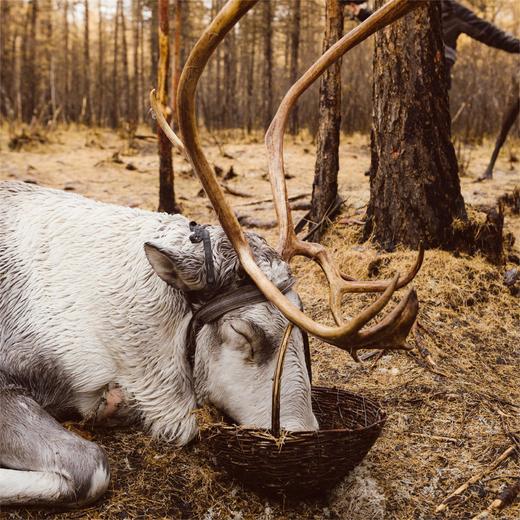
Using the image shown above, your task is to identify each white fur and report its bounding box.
[86,463,110,502]
[0,468,68,505]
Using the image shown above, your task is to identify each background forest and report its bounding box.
[0,0,518,140]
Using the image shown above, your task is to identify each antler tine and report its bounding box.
[150,90,187,159]
[156,0,425,356]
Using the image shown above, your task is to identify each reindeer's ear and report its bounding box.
[144,241,204,291]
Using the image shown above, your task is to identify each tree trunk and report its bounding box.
[157,0,178,214]
[0,2,10,117]
[139,3,145,120]
[63,0,69,122]
[150,0,159,91]
[245,11,256,134]
[363,1,466,250]
[97,0,104,125]
[288,0,301,135]
[120,1,130,122]
[223,26,237,128]
[111,1,120,128]
[263,0,273,132]
[24,0,38,123]
[132,0,140,126]
[308,0,344,242]
[172,0,181,129]
[83,0,91,125]
[44,0,55,121]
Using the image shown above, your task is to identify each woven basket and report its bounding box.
[205,325,387,496]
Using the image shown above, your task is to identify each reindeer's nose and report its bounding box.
[281,412,319,432]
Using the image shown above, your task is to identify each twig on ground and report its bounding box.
[339,217,365,225]
[302,196,344,242]
[294,210,311,234]
[413,322,439,369]
[471,479,520,520]
[221,184,252,198]
[235,192,310,208]
[409,432,461,444]
[236,214,277,229]
[435,445,517,513]
[359,351,381,362]
[368,350,386,369]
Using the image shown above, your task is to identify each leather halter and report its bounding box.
[186,280,313,379]
[184,222,312,381]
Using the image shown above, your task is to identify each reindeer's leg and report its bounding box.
[0,390,110,507]
[481,96,520,181]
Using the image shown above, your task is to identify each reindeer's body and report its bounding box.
[0,181,198,441]
[0,181,315,506]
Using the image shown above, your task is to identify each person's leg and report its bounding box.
[480,95,519,181]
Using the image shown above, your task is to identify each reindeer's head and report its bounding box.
[150,0,424,433]
[145,227,317,431]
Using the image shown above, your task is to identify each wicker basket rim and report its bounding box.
[208,386,387,437]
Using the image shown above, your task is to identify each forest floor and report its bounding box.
[0,126,519,520]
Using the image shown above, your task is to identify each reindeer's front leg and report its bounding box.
[0,389,110,507]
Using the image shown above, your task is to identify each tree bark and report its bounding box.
[150,0,158,95]
[120,0,130,122]
[63,0,70,122]
[288,0,301,135]
[97,0,104,125]
[172,0,181,129]
[83,0,92,125]
[263,0,273,132]
[23,0,38,123]
[245,11,256,134]
[308,0,344,242]
[0,2,10,117]
[131,0,140,126]
[363,1,466,250]
[111,1,120,128]
[157,0,178,214]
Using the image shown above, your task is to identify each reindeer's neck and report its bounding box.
[109,278,198,445]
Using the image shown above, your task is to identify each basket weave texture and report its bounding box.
[206,386,386,495]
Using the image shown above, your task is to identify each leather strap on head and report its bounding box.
[186,278,312,382]
[189,221,216,287]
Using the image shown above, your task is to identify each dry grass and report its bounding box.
[0,127,518,519]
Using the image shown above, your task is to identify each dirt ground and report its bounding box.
[0,126,518,520]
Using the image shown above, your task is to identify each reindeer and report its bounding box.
[0,0,424,508]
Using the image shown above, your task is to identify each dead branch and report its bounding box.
[134,134,157,140]
[413,322,439,369]
[435,445,517,513]
[471,480,520,520]
[301,196,344,241]
[236,214,277,229]
[409,432,461,444]
[235,192,310,208]
[221,184,252,198]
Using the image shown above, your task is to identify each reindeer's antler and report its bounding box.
[152,0,426,359]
